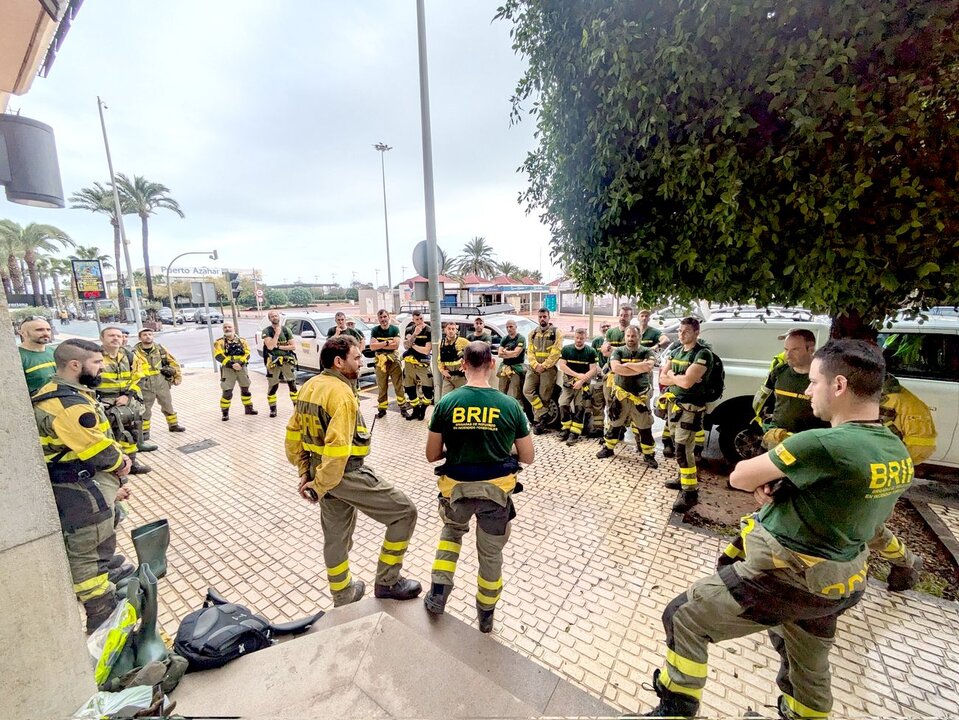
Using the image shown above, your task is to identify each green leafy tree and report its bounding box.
[454,237,498,278]
[116,173,185,299]
[265,288,288,307]
[498,0,959,328]
[71,183,132,313]
[70,244,114,269]
[496,261,522,280]
[0,220,73,305]
[287,286,314,306]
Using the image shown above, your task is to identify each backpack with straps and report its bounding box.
[697,341,725,404]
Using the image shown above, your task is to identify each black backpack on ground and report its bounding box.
[174,588,323,671]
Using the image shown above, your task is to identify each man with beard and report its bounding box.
[369,309,408,418]
[133,328,186,440]
[213,321,259,420]
[32,339,133,632]
[262,309,299,418]
[402,310,433,420]
[597,326,658,466]
[286,335,421,607]
[467,316,492,344]
[523,307,563,434]
[437,321,470,395]
[18,316,56,395]
[99,327,152,474]
[496,319,526,401]
[327,311,366,346]
[556,328,599,446]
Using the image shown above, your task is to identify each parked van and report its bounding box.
[700,316,958,470]
[282,312,376,376]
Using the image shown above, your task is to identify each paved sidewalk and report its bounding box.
[116,368,959,717]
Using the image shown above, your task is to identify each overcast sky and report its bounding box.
[5,1,557,286]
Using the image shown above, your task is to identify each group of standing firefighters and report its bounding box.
[18,300,935,719]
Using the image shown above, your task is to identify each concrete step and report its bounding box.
[172,596,614,718]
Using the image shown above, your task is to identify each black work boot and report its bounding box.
[416,404,428,420]
[566,433,580,447]
[596,446,615,459]
[558,429,571,442]
[108,561,136,585]
[84,592,119,634]
[376,408,387,419]
[333,579,366,608]
[424,583,453,615]
[672,490,699,513]
[269,406,277,418]
[640,669,700,719]
[662,441,675,458]
[402,405,415,420]
[168,424,186,432]
[374,576,423,601]
[887,557,923,592]
[663,476,682,490]
[245,404,258,415]
[221,409,229,422]
[643,453,659,469]
[476,604,495,634]
[532,421,546,435]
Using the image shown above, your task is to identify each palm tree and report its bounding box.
[70,244,114,269]
[116,173,184,299]
[454,237,497,278]
[496,261,522,280]
[0,230,24,295]
[71,183,129,312]
[0,221,73,305]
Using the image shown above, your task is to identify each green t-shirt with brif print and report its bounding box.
[610,345,654,396]
[560,343,598,387]
[762,422,912,561]
[668,342,712,405]
[370,324,400,356]
[429,386,530,465]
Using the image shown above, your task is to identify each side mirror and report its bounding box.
[300,330,316,339]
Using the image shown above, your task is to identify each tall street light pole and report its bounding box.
[415,0,444,399]
[373,142,394,311]
[97,97,142,330]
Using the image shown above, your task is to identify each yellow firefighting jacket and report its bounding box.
[99,348,143,397]
[33,376,125,473]
[133,342,182,385]
[527,324,563,369]
[285,370,371,496]
[213,335,251,367]
[881,376,937,464]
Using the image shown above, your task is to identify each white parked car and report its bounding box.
[282,312,375,376]
[698,316,958,470]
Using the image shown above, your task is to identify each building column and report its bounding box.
[0,294,95,719]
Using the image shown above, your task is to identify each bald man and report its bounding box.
[18,316,56,395]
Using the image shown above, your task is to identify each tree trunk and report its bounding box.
[49,272,59,307]
[7,254,24,294]
[0,265,10,296]
[25,250,42,307]
[141,213,154,299]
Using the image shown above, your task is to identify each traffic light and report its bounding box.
[227,272,241,301]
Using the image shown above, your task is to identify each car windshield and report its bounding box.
[510,317,538,337]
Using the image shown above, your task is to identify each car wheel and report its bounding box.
[718,416,765,463]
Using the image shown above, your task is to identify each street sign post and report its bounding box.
[192,281,218,371]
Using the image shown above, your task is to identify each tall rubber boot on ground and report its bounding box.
[134,563,167,667]
[109,576,142,682]
[132,519,170,579]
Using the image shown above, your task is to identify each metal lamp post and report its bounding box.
[165,249,218,321]
[373,142,394,311]
[97,97,142,329]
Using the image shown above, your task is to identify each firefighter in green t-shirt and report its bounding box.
[658,317,712,513]
[369,309,408,418]
[556,328,599,446]
[326,311,366,346]
[425,341,534,634]
[641,339,912,720]
[597,326,658,466]
[437,321,470,394]
[588,321,612,437]
[496,318,526,401]
[18,316,56,395]
[466,316,492,344]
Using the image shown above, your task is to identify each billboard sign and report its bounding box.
[72,259,107,300]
